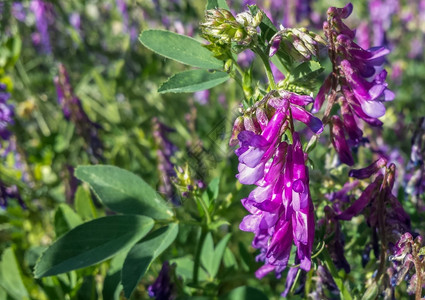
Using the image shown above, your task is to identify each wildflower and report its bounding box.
[153,118,179,204]
[313,3,394,165]
[148,262,178,300]
[235,90,321,288]
[0,181,25,209]
[0,84,14,143]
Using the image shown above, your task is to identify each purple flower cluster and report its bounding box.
[314,3,394,166]
[330,157,410,243]
[0,84,14,144]
[54,64,103,162]
[234,91,323,291]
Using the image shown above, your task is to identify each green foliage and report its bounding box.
[0,248,29,300]
[139,30,224,70]
[122,223,179,298]
[200,232,231,279]
[206,0,231,10]
[75,165,173,220]
[34,215,154,278]
[222,286,268,300]
[158,69,230,93]
[54,203,83,237]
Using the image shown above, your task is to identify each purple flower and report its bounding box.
[314,3,394,165]
[193,90,209,105]
[30,0,54,54]
[0,84,14,143]
[153,118,179,204]
[0,182,25,209]
[330,116,354,166]
[12,2,27,22]
[238,132,315,279]
[148,262,177,300]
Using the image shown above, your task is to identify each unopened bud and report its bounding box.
[229,116,244,147]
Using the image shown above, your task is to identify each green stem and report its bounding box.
[320,248,352,300]
[193,226,207,285]
[253,47,277,90]
[195,194,212,225]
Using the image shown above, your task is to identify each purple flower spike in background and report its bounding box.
[0,84,14,144]
[148,262,178,300]
[30,0,54,54]
[54,64,103,162]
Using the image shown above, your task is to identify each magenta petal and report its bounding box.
[292,179,305,193]
[237,162,265,185]
[312,75,331,113]
[337,175,383,220]
[269,35,282,57]
[361,100,386,118]
[293,210,308,245]
[348,156,387,179]
[291,105,324,134]
[239,214,261,232]
[239,147,266,168]
[238,131,268,148]
[255,264,276,279]
[331,116,354,166]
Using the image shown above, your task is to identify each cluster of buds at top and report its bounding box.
[200,8,262,46]
[171,164,205,199]
[269,27,327,62]
[389,232,425,296]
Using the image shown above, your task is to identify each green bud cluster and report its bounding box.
[270,27,327,62]
[200,8,262,46]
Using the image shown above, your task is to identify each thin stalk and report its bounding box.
[253,46,277,90]
[412,245,423,300]
[193,226,207,285]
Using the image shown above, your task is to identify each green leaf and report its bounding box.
[54,203,83,237]
[169,256,208,282]
[102,251,127,300]
[206,0,230,10]
[222,286,268,300]
[122,223,179,298]
[201,233,231,278]
[288,60,324,84]
[210,233,231,278]
[74,185,97,220]
[75,165,173,220]
[34,215,154,278]
[140,30,223,70]
[201,177,220,210]
[200,233,215,278]
[0,248,29,300]
[158,69,229,93]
